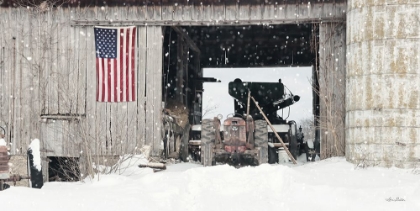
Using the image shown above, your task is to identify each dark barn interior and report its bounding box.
[162,24,318,125]
[188,24,315,67]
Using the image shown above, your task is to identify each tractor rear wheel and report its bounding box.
[200,119,215,166]
[254,120,268,164]
[288,125,299,160]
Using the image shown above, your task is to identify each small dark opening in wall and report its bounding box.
[48,157,80,182]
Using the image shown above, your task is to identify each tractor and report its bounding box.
[188,78,301,166]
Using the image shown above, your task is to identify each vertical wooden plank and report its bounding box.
[238,2,250,21]
[12,8,22,154]
[173,2,185,21]
[0,8,10,144]
[4,9,14,147]
[68,120,80,156]
[147,1,162,21]
[145,26,155,150]
[225,3,239,21]
[40,121,48,182]
[30,9,41,141]
[39,10,48,116]
[297,0,309,21]
[58,8,70,115]
[49,9,59,115]
[161,1,174,21]
[152,26,163,157]
[182,1,193,21]
[21,8,31,148]
[263,1,275,21]
[125,9,139,154]
[191,2,202,21]
[84,25,98,155]
[0,10,4,127]
[289,3,298,21]
[82,21,95,155]
[65,8,75,115]
[137,27,147,150]
[62,120,70,156]
[318,22,346,158]
[127,6,139,21]
[250,2,263,21]
[145,26,163,156]
[110,103,119,155]
[213,2,225,22]
[173,1,183,21]
[71,14,81,115]
[94,7,109,156]
[136,3,148,21]
[203,4,213,21]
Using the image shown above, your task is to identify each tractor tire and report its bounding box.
[254,120,268,164]
[179,124,190,162]
[288,126,299,160]
[201,142,215,166]
[200,119,215,166]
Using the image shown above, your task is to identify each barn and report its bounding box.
[0,0,418,183]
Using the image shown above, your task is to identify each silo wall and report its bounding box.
[346,0,420,167]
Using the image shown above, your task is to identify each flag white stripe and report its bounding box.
[110,59,114,102]
[104,58,109,102]
[98,59,103,101]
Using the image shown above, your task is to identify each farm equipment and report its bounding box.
[0,127,42,190]
[188,78,301,166]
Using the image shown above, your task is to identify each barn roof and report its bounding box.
[1,0,346,7]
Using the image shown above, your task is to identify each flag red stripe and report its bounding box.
[102,59,105,102]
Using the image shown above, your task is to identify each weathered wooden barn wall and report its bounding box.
[318,22,346,158]
[0,8,163,159]
[0,0,347,174]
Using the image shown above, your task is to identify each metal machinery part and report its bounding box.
[0,127,33,190]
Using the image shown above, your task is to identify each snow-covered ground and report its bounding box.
[1,155,419,211]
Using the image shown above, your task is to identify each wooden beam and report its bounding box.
[171,26,201,54]
[71,18,345,27]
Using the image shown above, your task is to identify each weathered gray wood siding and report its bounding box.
[72,1,346,25]
[0,8,164,157]
[318,22,346,158]
[0,1,345,159]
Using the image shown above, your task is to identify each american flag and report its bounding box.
[94,26,137,102]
